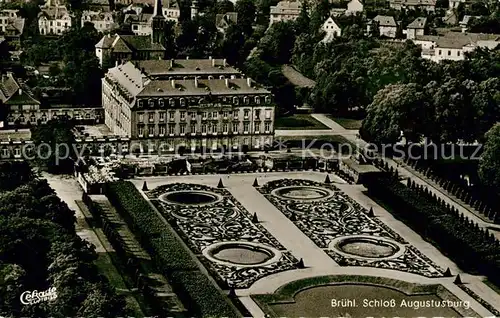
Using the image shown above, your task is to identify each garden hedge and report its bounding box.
[170,270,238,318]
[365,176,500,286]
[105,181,240,317]
[106,181,198,272]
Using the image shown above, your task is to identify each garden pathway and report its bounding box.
[135,172,499,317]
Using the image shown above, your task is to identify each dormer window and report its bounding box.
[148,99,155,107]
[255,96,261,105]
[243,96,249,104]
[199,98,205,104]
[169,98,175,106]
[233,97,239,105]
[159,98,165,107]
[265,96,271,104]
[180,98,186,107]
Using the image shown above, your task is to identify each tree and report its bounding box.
[479,123,500,188]
[216,0,235,13]
[31,119,76,174]
[258,21,296,64]
[235,0,256,32]
[361,83,429,144]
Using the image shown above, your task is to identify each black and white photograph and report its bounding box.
[0,0,500,316]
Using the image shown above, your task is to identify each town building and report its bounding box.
[38,0,72,35]
[459,15,481,33]
[95,0,167,66]
[0,9,24,48]
[215,12,237,34]
[346,0,363,15]
[101,60,275,153]
[81,10,115,33]
[321,17,342,43]
[269,1,302,26]
[369,15,397,38]
[414,32,500,63]
[0,72,103,128]
[330,0,363,17]
[404,17,426,39]
[124,0,180,35]
[389,0,436,11]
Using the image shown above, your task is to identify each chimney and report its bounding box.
[18,88,22,95]
[223,58,226,67]
[247,78,252,87]
[115,60,119,67]
[212,58,215,67]
[170,58,174,68]
[224,78,229,88]
[171,79,175,88]
[194,76,198,88]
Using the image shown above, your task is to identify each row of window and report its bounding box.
[137,95,272,108]
[437,49,461,57]
[137,109,273,122]
[137,122,272,136]
[7,113,94,123]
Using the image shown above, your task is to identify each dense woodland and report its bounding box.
[0,162,128,317]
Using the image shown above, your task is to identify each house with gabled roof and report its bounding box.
[38,0,72,35]
[321,17,342,43]
[95,0,167,66]
[215,12,237,34]
[405,17,427,39]
[369,15,397,38]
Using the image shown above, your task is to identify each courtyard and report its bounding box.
[129,171,500,317]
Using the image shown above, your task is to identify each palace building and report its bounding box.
[102,59,275,153]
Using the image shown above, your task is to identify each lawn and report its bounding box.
[275,114,329,130]
[328,116,363,130]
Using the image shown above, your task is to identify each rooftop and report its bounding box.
[106,61,270,99]
[373,15,397,27]
[0,129,31,141]
[133,58,240,76]
[407,17,427,29]
[415,32,500,49]
[270,1,302,13]
[390,0,436,6]
[95,34,165,52]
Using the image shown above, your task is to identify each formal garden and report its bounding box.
[258,178,444,277]
[146,183,299,289]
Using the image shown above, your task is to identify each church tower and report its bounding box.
[151,0,166,45]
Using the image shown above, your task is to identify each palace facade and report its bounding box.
[102,60,275,153]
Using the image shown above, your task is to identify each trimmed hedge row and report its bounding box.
[106,181,198,272]
[170,271,238,318]
[105,181,240,317]
[365,176,500,286]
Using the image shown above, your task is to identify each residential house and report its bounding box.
[124,12,153,35]
[389,0,436,11]
[346,0,363,15]
[0,9,24,47]
[215,12,237,34]
[404,17,426,39]
[95,0,167,65]
[38,0,72,35]
[269,1,302,26]
[81,11,115,33]
[321,17,341,43]
[414,32,500,63]
[330,0,363,16]
[369,15,397,38]
[460,15,481,32]
[0,72,40,127]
